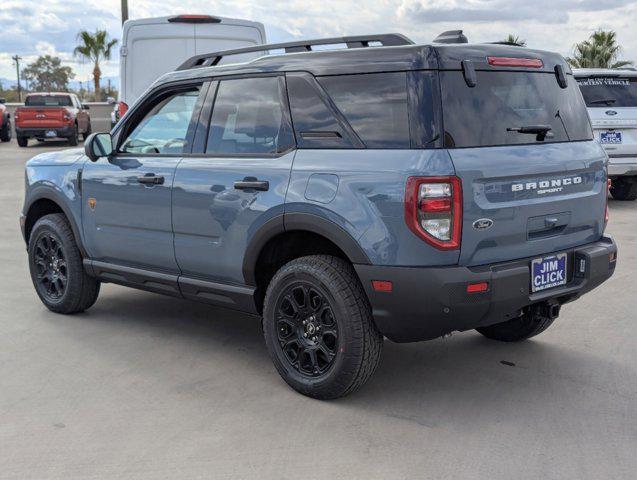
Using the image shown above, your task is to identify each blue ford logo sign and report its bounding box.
[606,110,618,116]
[473,218,494,230]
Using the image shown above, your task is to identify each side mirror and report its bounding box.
[82,104,90,110]
[85,132,113,162]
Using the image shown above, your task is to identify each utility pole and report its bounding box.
[12,55,22,102]
[121,0,128,25]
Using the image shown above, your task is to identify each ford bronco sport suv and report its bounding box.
[20,33,617,399]
[574,69,637,200]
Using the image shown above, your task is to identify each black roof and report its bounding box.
[158,36,571,86]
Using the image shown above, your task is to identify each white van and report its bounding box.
[111,14,266,126]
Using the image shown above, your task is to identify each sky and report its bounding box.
[0,0,636,84]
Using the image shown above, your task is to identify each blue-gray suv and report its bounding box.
[20,33,618,399]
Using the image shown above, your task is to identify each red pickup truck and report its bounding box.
[0,98,11,143]
[14,93,91,147]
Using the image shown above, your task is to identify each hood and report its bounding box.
[26,148,85,167]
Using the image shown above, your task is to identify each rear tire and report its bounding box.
[0,118,11,142]
[476,308,555,342]
[67,125,79,146]
[610,178,637,201]
[263,255,383,399]
[17,136,28,147]
[28,214,100,314]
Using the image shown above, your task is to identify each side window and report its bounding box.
[318,72,410,148]
[206,76,293,155]
[120,87,201,154]
[286,73,357,149]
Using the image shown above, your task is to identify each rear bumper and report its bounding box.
[355,236,617,343]
[15,126,73,138]
[607,155,637,177]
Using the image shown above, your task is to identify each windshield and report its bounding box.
[441,71,592,148]
[575,76,637,107]
[25,95,72,107]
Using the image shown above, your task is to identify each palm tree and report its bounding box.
[567,30,633,69]
[74,30,117,101]
[502,34,526,47]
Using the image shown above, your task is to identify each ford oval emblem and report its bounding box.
[473,218,494,230]
[606,110,618,116]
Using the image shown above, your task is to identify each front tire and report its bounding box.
[82,122,92,140]
[263,255,383,399]
[28,214,100,314]
[610,178,637,201]
[67,125,79,146]
[17,136,28,147]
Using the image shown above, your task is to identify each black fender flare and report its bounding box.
[23,189,88,258]
[242,212,371,286]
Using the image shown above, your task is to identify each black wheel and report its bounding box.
[0,118,11,142]
[28,213,100,314]
[82,122,92,140]
[610,178,637,201]
[67,125,79,146]
[476,308,555,342]
[263,255,383,399]
[17,136,28,147]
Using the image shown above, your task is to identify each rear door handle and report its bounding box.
[137,173,165,185]
[234,177,269,191]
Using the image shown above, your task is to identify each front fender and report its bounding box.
[23,163,86,256]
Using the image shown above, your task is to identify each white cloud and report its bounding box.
[0,0,635,82]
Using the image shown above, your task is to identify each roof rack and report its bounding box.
[433,30,468,44]
[176,33,414,70]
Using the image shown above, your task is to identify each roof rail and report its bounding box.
[176,33,414,70]
[433,30,468,44]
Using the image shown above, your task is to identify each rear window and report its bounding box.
[318,72,410,148]
[575,76,637,107]
[25,95,72,107]
[441,72,592,148]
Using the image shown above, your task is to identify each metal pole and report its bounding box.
[121,0,128,25]
[12,55,22,102]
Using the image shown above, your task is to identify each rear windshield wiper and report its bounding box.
[588,98,616,105]
[507,125,553,141]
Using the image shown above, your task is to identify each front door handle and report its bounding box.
[137,173,165,185]
[234,177,269,191]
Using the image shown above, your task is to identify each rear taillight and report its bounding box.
[487,57,543,68]
[405,176,462,250]
[605,178,611,228]
[167,14,221,23]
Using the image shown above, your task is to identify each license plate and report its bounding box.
[600,131,622,144]
[531,253,567,293]
[45,130,57,138]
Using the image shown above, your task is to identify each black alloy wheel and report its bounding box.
[275,282,339,377]
[33,232,68,301]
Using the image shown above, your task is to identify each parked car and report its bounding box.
[21,32,617,399]
[14,93,91,147]
[0,98,11,142]
[111,13,266,128]
[574,68,637,200]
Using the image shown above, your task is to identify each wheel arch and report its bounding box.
[23,194,87,257]
[243,213,371,313]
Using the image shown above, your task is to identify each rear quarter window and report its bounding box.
[318,72,410,148]
[441,71,592,148]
